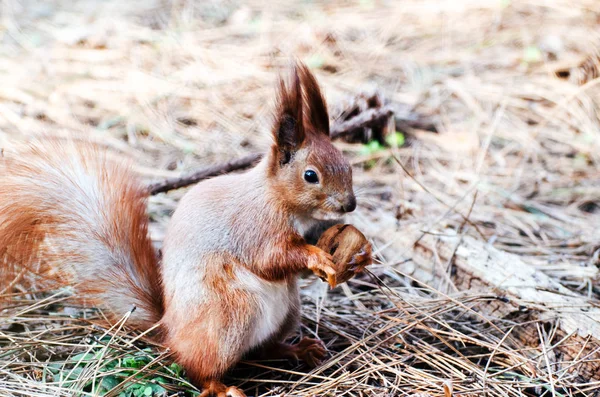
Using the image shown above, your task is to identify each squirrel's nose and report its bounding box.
[342,194,356,213]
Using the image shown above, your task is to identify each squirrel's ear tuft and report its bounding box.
[297,62,330,136]
[272,64,305,165]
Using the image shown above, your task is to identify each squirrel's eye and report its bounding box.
[303,170,319,184]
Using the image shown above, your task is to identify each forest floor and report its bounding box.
[1,0,600,396]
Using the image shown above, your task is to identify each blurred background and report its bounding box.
[2,0,600,396]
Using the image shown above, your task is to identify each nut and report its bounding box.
[315,224,372,287]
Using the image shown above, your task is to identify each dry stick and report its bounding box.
[148,106,395,195]
[329,105,394,139]
[148,153,262,195]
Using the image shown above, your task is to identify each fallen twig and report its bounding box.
[148,153,262,195]
[330,105,395,139]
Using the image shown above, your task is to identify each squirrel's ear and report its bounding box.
[298,63,330,136]
[272,65,305,165]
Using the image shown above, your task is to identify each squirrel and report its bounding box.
[0,62,371,397]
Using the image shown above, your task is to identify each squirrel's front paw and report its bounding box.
[306,248,337,287]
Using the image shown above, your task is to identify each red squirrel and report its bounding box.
[0,62,370,397]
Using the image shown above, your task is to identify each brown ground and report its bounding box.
[1,1,600,396]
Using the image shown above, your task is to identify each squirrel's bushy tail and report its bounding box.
[0,141,163,329]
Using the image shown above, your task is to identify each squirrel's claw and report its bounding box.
[325,266,338,288]
[333,242,373,286]
[315,265,337,288]
[348,246,372,273]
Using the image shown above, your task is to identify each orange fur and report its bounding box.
[0,141,162,328]
[162,252,257,383]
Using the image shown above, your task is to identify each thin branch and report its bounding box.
[330,105,395,139]
[148,153,262,195]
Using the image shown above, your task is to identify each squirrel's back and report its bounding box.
[0,141,162,328]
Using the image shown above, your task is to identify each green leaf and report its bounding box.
[305,54,324,69]
[122,354,150,369]
[523,46,542,64]
[62,366,83,381]
[169,362,183,376]
[385,132,405,147]
[360,140,384,155]
[46,363,61,373]
[103,359,118,371]
[70,352,95,363]
[365,159,377,169]
[123,357,138,368]
[143,386,154,396]
[100,375,120,391]
[133,387,145,397]
[151,376,167,384]
[182,143,196,155]
[150,384,166,395]
[369,140,382,151]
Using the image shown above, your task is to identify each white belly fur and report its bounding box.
[237,268,292,348]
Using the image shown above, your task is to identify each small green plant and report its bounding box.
[45,338,194,397]
[359,132,405,156]
[359,132,404,169]
[523,45,542,64]
[385,131,405,147]
[359,139,384,156]
[305,54,325,69]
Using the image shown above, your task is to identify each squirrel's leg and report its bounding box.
[162,256,255,397]
[251,282,327,367]
[165,315,248,397]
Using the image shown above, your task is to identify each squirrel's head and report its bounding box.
[267,62,355,221]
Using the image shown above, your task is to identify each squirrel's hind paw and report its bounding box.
[293,337,327,368]
[260,337,327,368]
[199,380,246,397]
